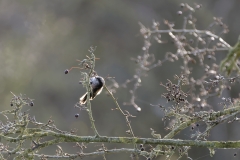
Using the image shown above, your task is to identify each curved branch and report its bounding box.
[2,131,240,149]
[164,105,240,139]
[151,29,231,48]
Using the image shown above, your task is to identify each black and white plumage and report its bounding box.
[79,76,105,105]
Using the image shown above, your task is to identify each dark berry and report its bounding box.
[147,158,151,160]
[141,147,144,151]
[75,114,79,118]
[171,146,175,150]
[10,103,13,106]
[234,153,237,157]
[65,69,69,74]
[30,102,34,107]
[139,144,143,148]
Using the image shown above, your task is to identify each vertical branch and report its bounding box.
[80,47,100,137]
[83,47,100,137]
[85,73,100,137]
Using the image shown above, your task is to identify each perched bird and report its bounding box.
[79,76,105,104]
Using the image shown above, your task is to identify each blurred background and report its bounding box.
[0,0,240,159]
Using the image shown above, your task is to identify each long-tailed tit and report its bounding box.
[79,76,105,104]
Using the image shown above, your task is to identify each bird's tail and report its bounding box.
[79,93,88,104]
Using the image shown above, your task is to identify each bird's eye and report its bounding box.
[90,81,93,84]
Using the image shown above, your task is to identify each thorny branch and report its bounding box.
[82,47,100,137]
[1,3,240,160]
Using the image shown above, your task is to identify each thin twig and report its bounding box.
[104,85,135,137]
[151,29,231,48]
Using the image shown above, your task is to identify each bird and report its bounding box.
[79,76,105,104]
